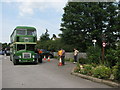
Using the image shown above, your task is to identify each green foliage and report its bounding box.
[105,41,120,67]
[36,38,74,52]
[74,63,81,73]
[64,58,74,62]
[86,46,101,64]
[2,43,7,49]
[79,58,87,64]
[2,43,10,50]
[39,33,50,42]
[80,64,94,76]
[60,2,119,51]
[69,58,74,62]
[74,63,120,81]
[92,65,111,79]
[54,56,59,59]
[64,58,70,61]
[105,49,117,67]
[112,64,120,81]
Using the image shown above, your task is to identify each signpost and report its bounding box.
[102,42,106,64]
[102,42,106,47]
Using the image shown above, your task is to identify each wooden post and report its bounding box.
[102,47,104,64]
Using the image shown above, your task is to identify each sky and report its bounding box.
[0,0,118,43]
[0,0,68,43]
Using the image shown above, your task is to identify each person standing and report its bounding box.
[73,48,79,64]
[38,49,43,63]
[58,49,65,65]
[4,48,7,56]
[35,49,42,63]
[61,49,65,65]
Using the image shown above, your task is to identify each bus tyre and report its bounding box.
[10,56,12,61]
[13,59,18,65]
[38,58,42,63]
[34,59,38,64]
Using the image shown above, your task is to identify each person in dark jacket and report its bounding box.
[60,49,65,65]
[4,48,7,56]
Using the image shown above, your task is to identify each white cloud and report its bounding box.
[2,16,61,43]
[1,0,67,43]
[0,3,2,43]
[19,2,34,16]
[2,0,68,16]
[2,0,67,2]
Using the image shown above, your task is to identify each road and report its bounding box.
[2,55,111,88]
[0,55,2,89]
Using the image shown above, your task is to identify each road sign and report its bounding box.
[102,42,106,47]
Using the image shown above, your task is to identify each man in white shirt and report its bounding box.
[73,48,79,64]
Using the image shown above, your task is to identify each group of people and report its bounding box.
[58,48,79,65]
[35,48,79,65]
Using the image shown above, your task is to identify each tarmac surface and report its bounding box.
[2,55,111,88]
[0,55,2,89]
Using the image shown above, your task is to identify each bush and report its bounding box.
[105,49,117,67]
[90,63,97,67]
[92,65,111,79]
[69,58,74,62]
[80,64,94,75]
[64,58,74,62]
[54,56,59,59]
[112,64,120,81]
[74,63,81,73]
[105,41,120,67]
[86,46,101,64]
[79,58,87,64]
[64,58,70,61]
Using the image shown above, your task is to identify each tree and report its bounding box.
[39,29,50,42]
[60,2,119,51]
[2,43,7,49]
[51,34,57,40]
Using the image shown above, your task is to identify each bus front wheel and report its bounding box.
[34,59,38,64]
[10,56,12,61]
[13,59,18,65]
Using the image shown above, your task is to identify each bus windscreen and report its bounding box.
[17,30,26,35]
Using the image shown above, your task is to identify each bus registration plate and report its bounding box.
[23,53,31,59]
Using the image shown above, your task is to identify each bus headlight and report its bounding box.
[32,55,35,58]
[19,56,21,58]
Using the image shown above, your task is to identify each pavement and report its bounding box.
[2,55,112,88]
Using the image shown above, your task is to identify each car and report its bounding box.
[0,50,3,55]
[6,50,10,56]
[39,49,54,58]
[0,50,10,56]
[0,50,5,55]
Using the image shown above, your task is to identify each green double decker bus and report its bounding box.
[10,26,41,65]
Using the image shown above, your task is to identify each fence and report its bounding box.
[53,52,87,59]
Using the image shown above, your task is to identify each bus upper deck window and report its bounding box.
[17,30,26,35]
[27,30,36,35]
